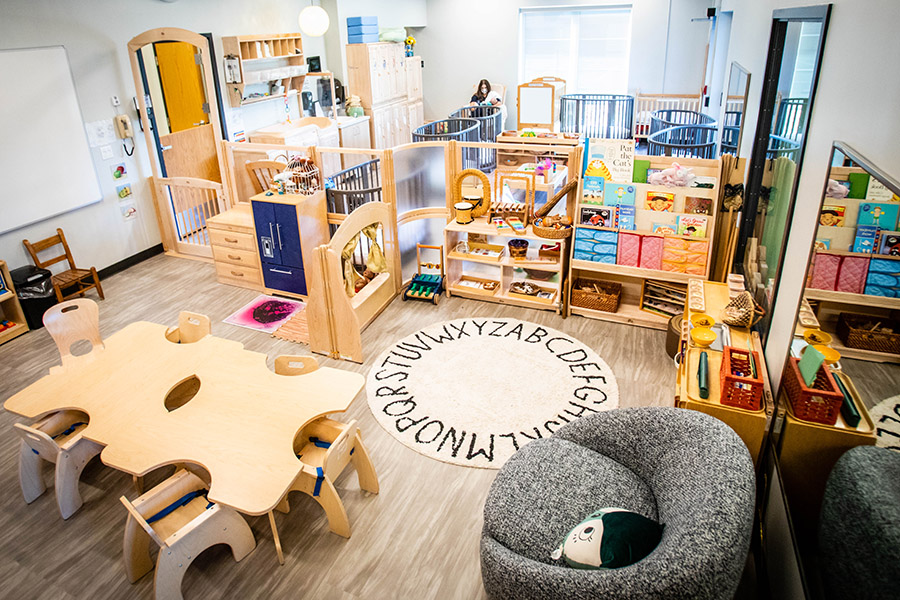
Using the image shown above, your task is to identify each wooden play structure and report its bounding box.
[307,201,400,363]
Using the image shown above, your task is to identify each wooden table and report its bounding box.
[4,321,365,516]
[676,281,775,464]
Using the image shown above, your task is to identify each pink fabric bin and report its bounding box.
[617,232,641,267]
[810,252,870,293]
[640,236,664,270]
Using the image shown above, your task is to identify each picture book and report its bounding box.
[676,215,708,238]
[814,238,831,251]
[582,176,604,204]
[819,204,845,227]
[492,217,511,233]
[857,202,900,230]
[652,223,676,235]
[605,183,636,206]
[684,196,712,215]
[581,206,617,228]
[585,138,635,183]
[506,216,526,233]
[852,225,879,254]
[866,178,899,202]
[645,191,674,212]
[617,205,636,230]
[878,231,900,256]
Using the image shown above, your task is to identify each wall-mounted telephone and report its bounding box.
[114,114,134,138]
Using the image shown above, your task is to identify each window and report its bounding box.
[518,5,632,94]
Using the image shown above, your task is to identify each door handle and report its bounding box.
[270,268,293,275]
[160,145,173,151]
[276,224,283,250]
[269,222,275,246]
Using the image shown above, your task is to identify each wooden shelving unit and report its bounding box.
[221,34,306,107]
[804,287,900,364]
[566,155,723,329]
[444,219,566,314]
[0,260,29,345]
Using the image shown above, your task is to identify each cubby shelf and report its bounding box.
[222,34,306,108]
[0,260,29,345]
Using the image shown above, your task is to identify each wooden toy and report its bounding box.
[402,244,444,305]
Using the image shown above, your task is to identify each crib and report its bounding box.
[721,110,743,155]
[413,118,481,169]
[649,109,717,136]
[633,92,703,141]
[450,106,503,170]
[766,134,802,161]
[559,94,634,139]
[647,125,718,159]
[773,97,808,141]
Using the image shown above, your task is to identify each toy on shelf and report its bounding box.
[453,169,491,220]
[403,244,444,305]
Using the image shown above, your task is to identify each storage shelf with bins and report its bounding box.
[567,155,722,330]
[0,260,29,345]
[222,34,306,108]
[444,219,566,314]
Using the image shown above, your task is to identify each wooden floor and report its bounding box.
[0,253,680,599]
[839,358,900,410]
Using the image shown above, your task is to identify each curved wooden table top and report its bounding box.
[4,321,365,515]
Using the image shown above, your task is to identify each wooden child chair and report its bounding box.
[43,298,104,366]
[23,228,104,302]
[164,311,211,344]
[16,410,103,519]
[120,469,256,600]
[246,159,287,194]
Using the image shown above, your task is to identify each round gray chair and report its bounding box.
[818,445,900,600]
[480,407,756,600]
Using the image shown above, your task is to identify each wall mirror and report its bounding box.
[766,141,900,598]
[719,62,749,156]
[128,28,227,183]
[737,6,831,345]
[302,72,338,118]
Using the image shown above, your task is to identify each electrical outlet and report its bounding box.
[111,95,120,107]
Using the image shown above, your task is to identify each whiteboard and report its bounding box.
[0,47,102,234]
[518,85,554,127]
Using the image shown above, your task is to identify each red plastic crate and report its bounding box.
[781,357,843,425]
[719,347,764,411]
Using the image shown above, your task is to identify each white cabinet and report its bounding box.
[406,56,423,101]
[337,116,372,169]
[346,43,407,109]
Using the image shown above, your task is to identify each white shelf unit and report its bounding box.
[222,34,306,107]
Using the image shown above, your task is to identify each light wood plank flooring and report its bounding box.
[0,254,677,599]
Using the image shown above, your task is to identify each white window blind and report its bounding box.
[518,5,632,94]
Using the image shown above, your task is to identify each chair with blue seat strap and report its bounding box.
[15,409,103,519]
[120,468,256,600]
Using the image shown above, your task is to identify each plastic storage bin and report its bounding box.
[10,265,56,330]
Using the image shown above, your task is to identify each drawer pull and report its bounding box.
[224,237,238,243]
[227,254,241,261]
[270,268,293,275]
[230,271,244,277]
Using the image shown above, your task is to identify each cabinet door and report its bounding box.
[273,202,303,269]
[252,201,281,265]
[396,102,410,144]
[261,263,307,296]
[406,56,423,101]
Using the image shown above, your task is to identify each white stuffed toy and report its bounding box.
[550,507,663,569]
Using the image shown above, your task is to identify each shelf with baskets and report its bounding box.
[0,260,29,345]
[444,218,567,314]
[566,155,722,330]
[222,34,307,107]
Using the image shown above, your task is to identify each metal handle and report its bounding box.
[276,223,283,250]
[160,144,172,151]
[268,222,274,245]
[270,268,293,275]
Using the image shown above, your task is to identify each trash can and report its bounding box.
[10,266,57,330]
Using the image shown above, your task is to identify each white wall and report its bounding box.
[417,0,712,125]
[721,0,900,385]
[0,0,326,272]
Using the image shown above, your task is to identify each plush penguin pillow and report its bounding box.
[550,508,663,569]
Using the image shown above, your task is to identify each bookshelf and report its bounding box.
[0,260,29,345]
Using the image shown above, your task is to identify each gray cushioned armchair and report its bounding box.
[480,407,756,600]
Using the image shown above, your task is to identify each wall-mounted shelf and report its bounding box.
[222,34,306,108]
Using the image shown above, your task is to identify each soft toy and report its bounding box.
[550,507,663,569]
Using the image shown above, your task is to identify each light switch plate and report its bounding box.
[100,145,114,160]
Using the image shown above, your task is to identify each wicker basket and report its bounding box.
[571,278,621,312]
[531,217,573,239]
[719,347,764,411]
[836,313,900,355]
[781,357,843,425]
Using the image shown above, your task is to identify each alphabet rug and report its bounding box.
[366,318,619,469]
[868,394,900,452]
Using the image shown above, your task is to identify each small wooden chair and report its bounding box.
[245,160,288,194]
[120,469,256,600]
[16,410,103,519]
[164,311,211,344]
[23,228,104,302]
[43,299,104,366]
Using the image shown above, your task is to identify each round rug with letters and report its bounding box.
[366,318,619,469]
[869,394,900,451]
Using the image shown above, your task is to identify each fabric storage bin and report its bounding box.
[837,313,900,355]
[617,232,641,267]
[869,257,900,274]
[573,227,617,263]
[810,252,870,293]
[347,16,378,26]
[639,236,664,270]
[864,285,897,297]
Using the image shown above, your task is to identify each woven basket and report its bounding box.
[721,291,764,328]
[531,217,573,239]
[571,278,621,312]
[836,313,900,355]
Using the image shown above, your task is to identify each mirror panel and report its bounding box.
[720,62,749,157]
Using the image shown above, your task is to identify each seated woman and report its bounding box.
[470,79,502,107]
[469,79,507,128]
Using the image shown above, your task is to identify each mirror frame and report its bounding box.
[720,62,750,157]
[737,4,832,345]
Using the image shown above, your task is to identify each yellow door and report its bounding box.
[155,41,208,133]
